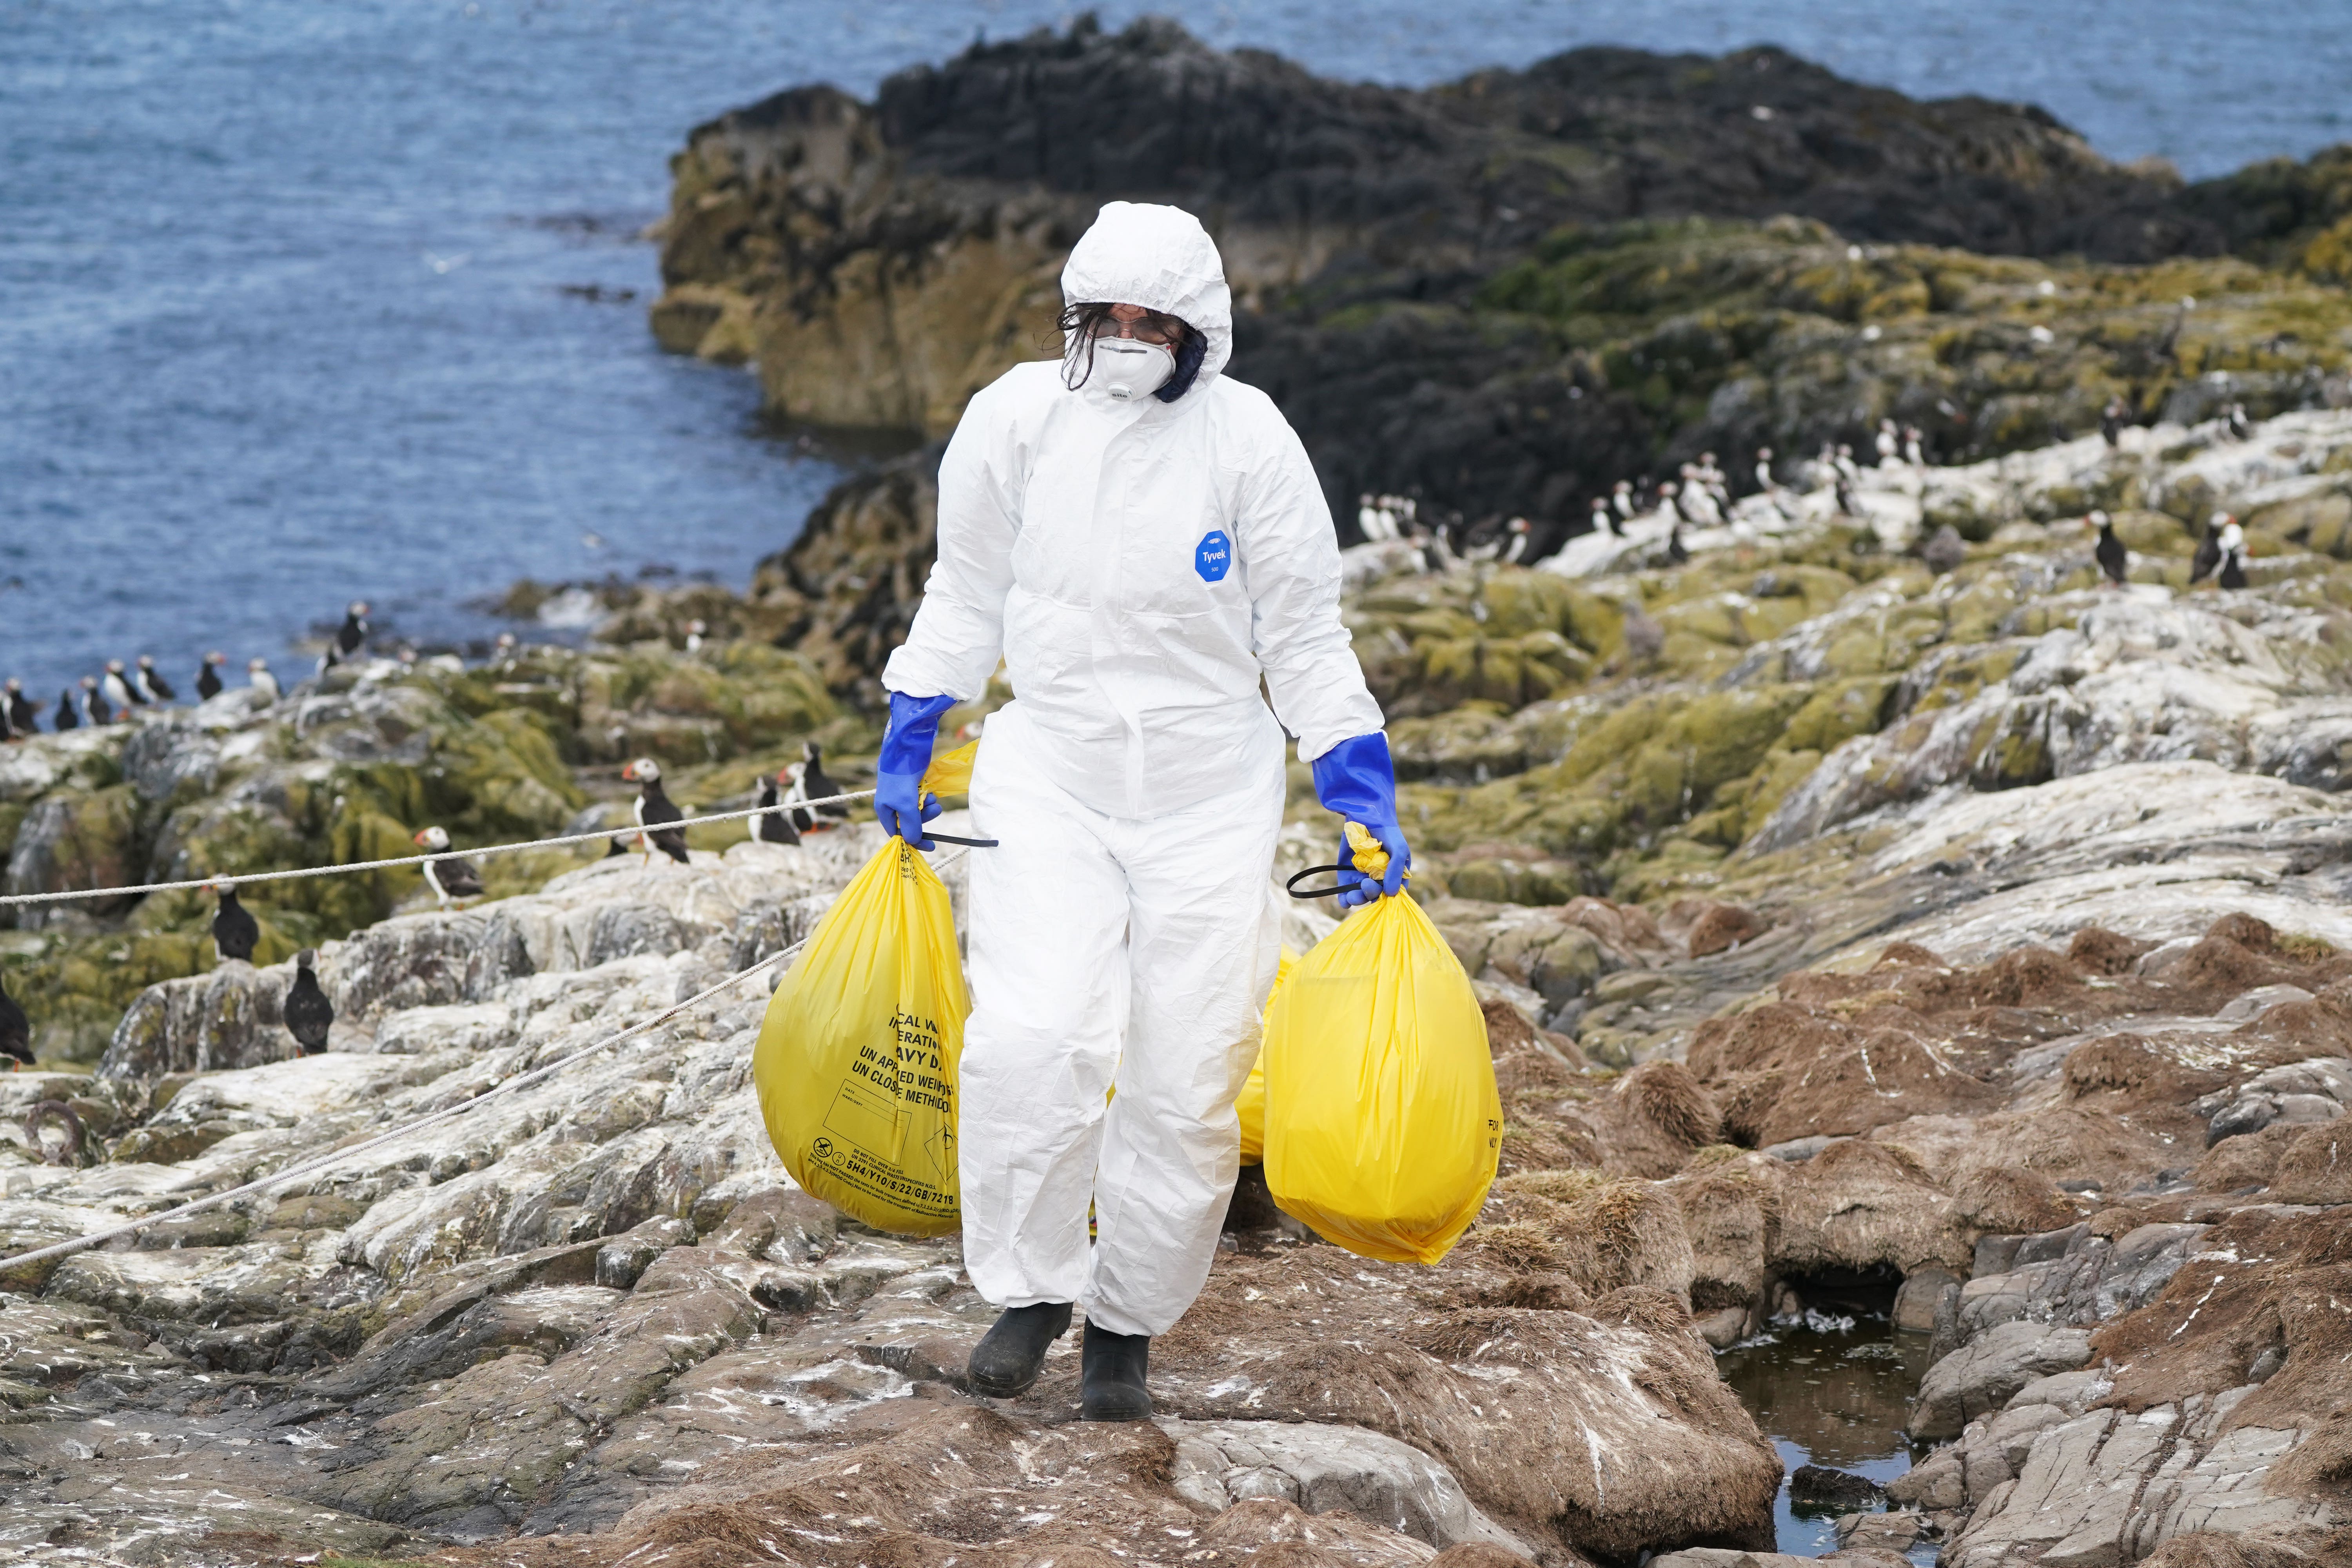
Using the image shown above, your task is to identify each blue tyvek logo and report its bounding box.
[1195,530,1232,583]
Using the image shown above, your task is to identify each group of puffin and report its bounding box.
[0,603,369,739]
[3,606,866,1071]
[2092,510,2249,590]
[611,742,850,867]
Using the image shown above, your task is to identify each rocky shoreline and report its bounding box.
[6,19,2352,1568]
[5,402,2350,1566]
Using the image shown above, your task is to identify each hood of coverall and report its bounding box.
[1060,201,1232,397]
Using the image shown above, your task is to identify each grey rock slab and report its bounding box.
[1911,1320,2093,1438]
[1947,1222,2205,1355]
[2215,984,2315,1022]
[2244,1056,2352,1103]
[1163,1417,1537,1554]
[1945,1388,2339,1568]
[372,1001,516,1056]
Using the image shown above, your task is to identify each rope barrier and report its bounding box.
[0,789,877,909]
[0,845,970,1273]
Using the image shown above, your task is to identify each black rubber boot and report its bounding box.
[1080,1319,1153,1421]
[966,1301,1073,1397]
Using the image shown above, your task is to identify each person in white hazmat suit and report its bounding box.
[872,201,1411,1421]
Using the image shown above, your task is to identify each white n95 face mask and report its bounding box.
[1087,336,1175,402]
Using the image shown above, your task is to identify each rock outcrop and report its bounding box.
[0,833,1782,1564]
[650,18,2352,539]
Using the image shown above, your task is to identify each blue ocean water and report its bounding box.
[4,0,2347,711]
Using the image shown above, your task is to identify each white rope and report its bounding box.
[0,843,971,1272]
[0,789,875,909]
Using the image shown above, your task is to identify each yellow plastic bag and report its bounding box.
[1234,947,1298,1165]
[921,739,978,797]
[753,837,967,1236]
[1259,826,1500,1264]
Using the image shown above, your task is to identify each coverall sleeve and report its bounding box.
[1238,413,1386,761]
[880,386,1022,702]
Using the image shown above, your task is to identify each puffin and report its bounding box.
[412,826,486,905]
[2100,397,2127,448]
[248,658,280,704]
[1501,517,1531,564]
[1875,420,1901,465]
[80,676,111,725]
[1612,480,1635,521]
[195,652,227,700]
[2189,515,2225,586]
[101,661,140,718]
[0,971,31,1069]
[2227,402,2251,441]
[1590,497,1615,537]
[54,689,78,731]
[3,678,33,738]
[283,950,334,1056]
[2219,549,2249,591]
[134,655,174,703]
[211,884,260,964]
[319,601,370,673]
[621,758,690,865]
[2094,512,2129,587]
[786,741,851,834]
[684,619,707,654]
[2218,514,2246,561]
[1752,448,1775,493]
[752,771,801,846]
[1666,522,1689,565]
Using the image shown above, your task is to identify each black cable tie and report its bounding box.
[1286,863,1352,900]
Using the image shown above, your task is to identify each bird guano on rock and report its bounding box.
[412,826,486,906]
[621,758,690,866]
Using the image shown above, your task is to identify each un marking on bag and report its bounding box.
[1195,529,1232,582]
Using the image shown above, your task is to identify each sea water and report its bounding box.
[4,0,2347,706]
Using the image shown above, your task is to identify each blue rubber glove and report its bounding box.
[876,691,956,849]
[1311,732,1411,909]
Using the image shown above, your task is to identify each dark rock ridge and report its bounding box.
[651,16,2352,542]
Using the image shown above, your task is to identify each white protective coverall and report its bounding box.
[880,201,1384,1337]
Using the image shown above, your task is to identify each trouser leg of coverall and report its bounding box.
[958,708,1283,1337]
